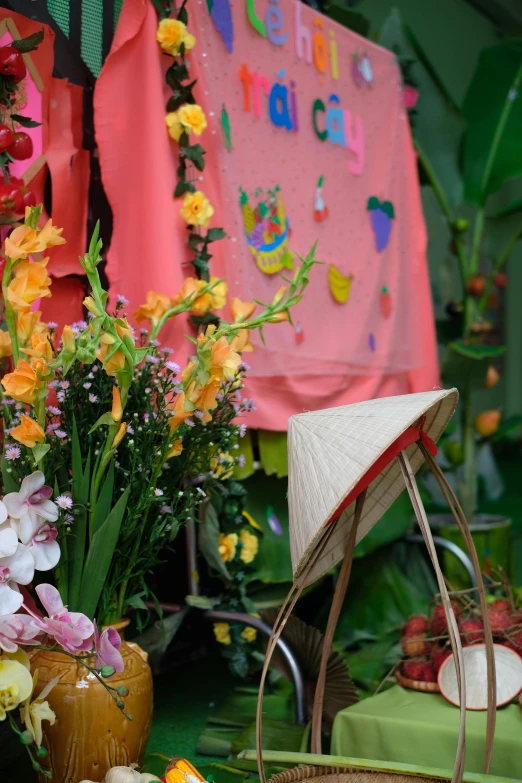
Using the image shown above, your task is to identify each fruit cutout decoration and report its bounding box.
[367,197,395,252]
[380,286,392,318]
[295,321,304,344]
[221,104,232,151]
[352,51,374,87]
[206,0,234,53]
[240,185,293,274]
[368,333,376,352]
[314,175,328,222]
[328,265,353,304]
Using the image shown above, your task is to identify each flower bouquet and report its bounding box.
[0,204,317,778]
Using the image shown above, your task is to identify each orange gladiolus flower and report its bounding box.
[10,415,45,448]
[166,438,183,459]
[16,311,47,347]
[4,226,42,261]
[230,298,256,323]
[134,291,171,326]
[112,386,122,423]
[172,277,227,316]
[21,332,53,362]
[168,392,192,433]
[7,259,52,311]
[209,336,242,380]
[115,318,134,344]
[96,341,126,377]
[230,329,254,353]
[61,325,76,354]
[36,218,66,250]
[113,422,127,448]
[268,311,289,323]
[0,330,12,359]
[2,359,42,404]
[193,376,221,421]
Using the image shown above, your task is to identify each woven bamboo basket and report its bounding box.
[394,670,440,693]
[246,391,502,783]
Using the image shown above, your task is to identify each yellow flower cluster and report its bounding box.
[217,529,259,565]
[156,18,195,56]
[166,105,207,142]
[213,623,257,646]
[180,191,214,227]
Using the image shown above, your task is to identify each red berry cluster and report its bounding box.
[400,599,522,685]
[0,44,36,219]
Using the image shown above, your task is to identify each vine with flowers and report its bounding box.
[154,0,227,328]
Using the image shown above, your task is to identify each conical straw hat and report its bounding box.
[288,388,458,586]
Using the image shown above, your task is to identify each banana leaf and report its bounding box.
[462,39,522,204]
[379,9,464,209]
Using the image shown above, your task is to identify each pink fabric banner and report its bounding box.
[94,0,438,430]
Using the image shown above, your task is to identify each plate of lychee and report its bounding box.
[396,598,522,699]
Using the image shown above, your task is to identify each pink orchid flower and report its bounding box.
[4,471,59,523]
[93,623,124,674]
[18,511,60,571]
[29,584,94,654]
[0,613,42,652]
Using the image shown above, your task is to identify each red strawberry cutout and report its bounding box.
[380,287,392,318]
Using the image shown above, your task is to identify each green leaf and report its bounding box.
[174,180,193,198]
[462,40,522,204]
[488,197,522,219]
[381,201,395,219]
[492,414,522,441]
[11,30,44,53]
[127,592,148,610]
[91,461,115,536]
[207,227,227,242]
[366,196,379,211]
[188,233,205,249]
[31,443,50,463]
[198,502,231,581]
[449,341,507,360]
[68,418,91,611]
[1,457,18,493]
[79,487,130,619]
[177,4,188,24]
[380,10,464,209]
[10,114,41,128]
[88,411,115,434]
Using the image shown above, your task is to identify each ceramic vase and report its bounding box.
[32,619,153,783]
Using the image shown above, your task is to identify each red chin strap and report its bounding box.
[326,416,437,526]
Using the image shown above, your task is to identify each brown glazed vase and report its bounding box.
[32,619,153,783]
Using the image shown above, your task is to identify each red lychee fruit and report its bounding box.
[459,618,484,645]
[506,630,522,653]
[401,634,430,658]
[402,659,425,681]
[431,645,452,674]
[489,599,511,613]
[421,664,437,683]
[403,615,429,636]
[488,606,512,635]
[431,603,459,637]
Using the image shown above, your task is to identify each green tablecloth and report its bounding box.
[331,686,522,780]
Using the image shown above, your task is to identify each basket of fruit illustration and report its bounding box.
[240,186,293,275]
[242,390,500,783]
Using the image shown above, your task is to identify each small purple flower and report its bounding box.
[239,424,247,438]
[83,382,92,390]
[46,423,60,433]
[92,364,99,373]
[89,394,98,403]
[2,398,14,405]
[239,361,251,371]
[59,381,70,390]
[15,403,23,411]
[116,294,130,306]
[87,311,96,319]
[55,430,67,439]
[146,355,160,364]
[194,410,204,420]
[216,392,224,402]
[185,419,195,428]
[5,445,20,461]
[56,495,73,510]
[56,391,66,403]
[196,487,207,497]
[162,346,173,354]
[152,339,160,347]
[166,361,181,373]
[64,514,74,526]
[47,406,61,416]
[73,321,87,332]
[140,328,148,336]
[126,424,134,435]
[47,321,58,329]
[145,388,152,394]
[267,506,282,535]
[160,505,172,515]
[48,380,58,389]
[154,488,164,497]
[238,454,246,468]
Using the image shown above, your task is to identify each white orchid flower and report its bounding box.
[0,522,19,559]
[3,472,58,523]
[0,544,36,615]
[18,510,60,571]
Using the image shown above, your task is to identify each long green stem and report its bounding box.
[469,207,485,275]
[89,423,118,535]
[2,258,19,364]
[459,386,477,523]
